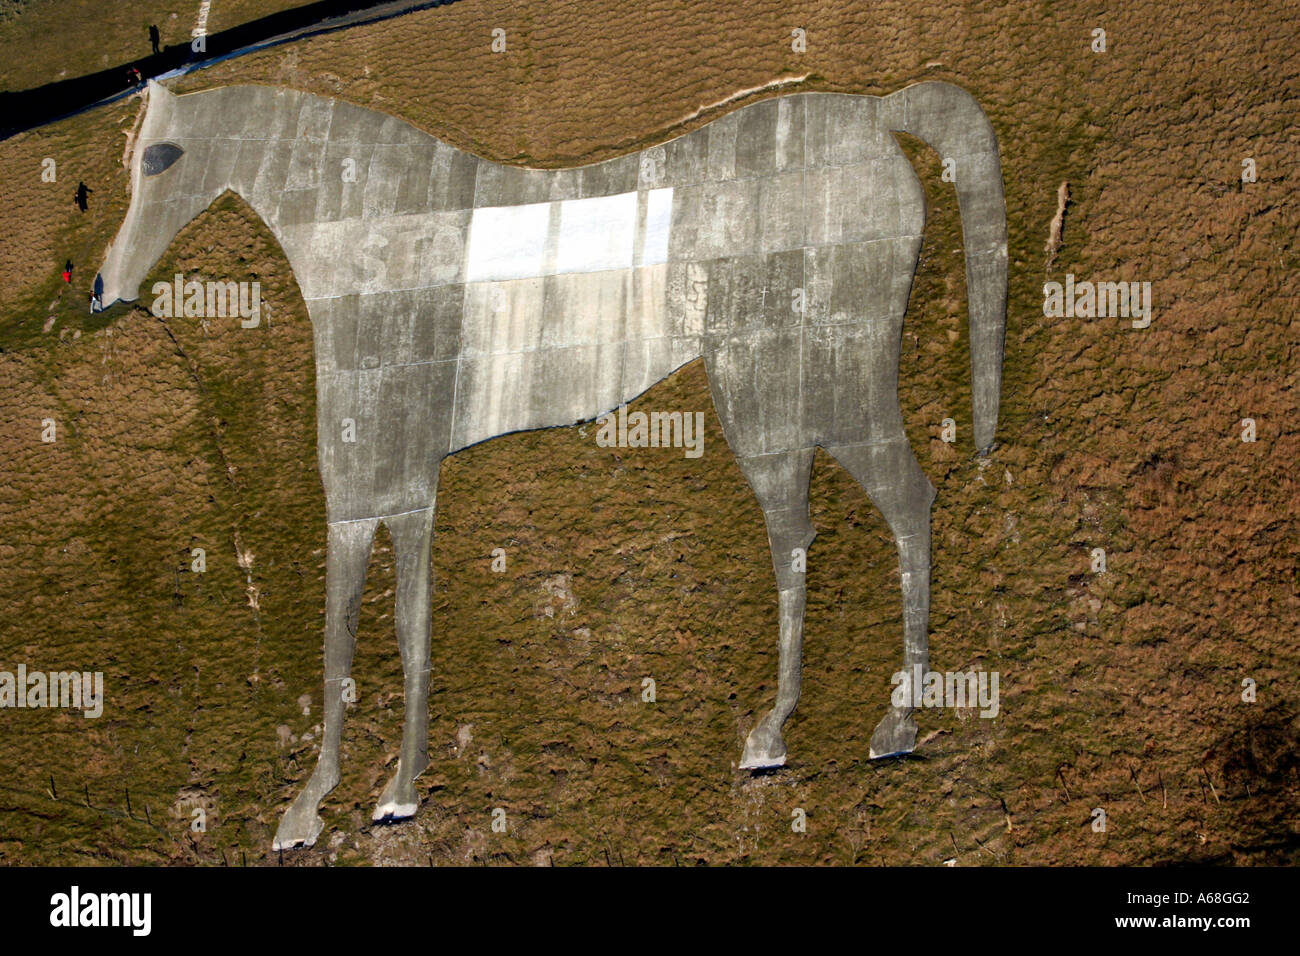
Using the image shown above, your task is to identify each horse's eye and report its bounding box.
[142,142,184,176]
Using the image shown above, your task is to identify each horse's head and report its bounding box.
[99,82,222,307]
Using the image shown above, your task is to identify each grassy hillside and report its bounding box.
[0,0,305,91]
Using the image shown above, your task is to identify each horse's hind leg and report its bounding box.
[737,447,816,769]
[274,517,378,850]
[825,439,935,758]
[373,505,435,822]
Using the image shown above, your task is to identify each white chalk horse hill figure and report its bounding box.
[98,80,1006,849]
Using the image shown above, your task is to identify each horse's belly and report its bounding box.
[452,261,697,450]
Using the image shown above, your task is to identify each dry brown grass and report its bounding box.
[0,0,306,92]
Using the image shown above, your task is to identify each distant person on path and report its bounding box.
[74,181,91,212]
[92,273,104,312]
[149,25,161,55]
[61,259,73,284]
[127,66,143,88]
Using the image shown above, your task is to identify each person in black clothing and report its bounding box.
[74,181,91,212]
[149,25,161,55]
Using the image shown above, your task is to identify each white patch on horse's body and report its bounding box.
[464,200,550,282]
[465,187,672,281]
[641,188,673,266]
[554,191,635,274]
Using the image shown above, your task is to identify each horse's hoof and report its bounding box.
[868,707,918,759]
[371,799,418,823]
[740,723,787,770]
[273,809,324,851]
[372,763,420,822]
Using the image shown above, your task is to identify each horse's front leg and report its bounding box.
[373,505,436,822]
[274,517,378,850]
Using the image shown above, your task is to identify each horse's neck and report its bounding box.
[218,88,342,231]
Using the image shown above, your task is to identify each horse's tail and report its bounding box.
[885,81,1008,454]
